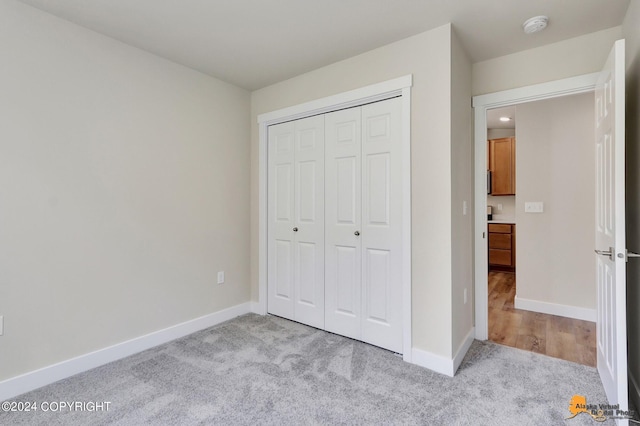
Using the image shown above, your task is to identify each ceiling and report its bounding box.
[17,0,630,90]
[487,106,516,129]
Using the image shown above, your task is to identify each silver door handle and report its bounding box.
[595,248,640,262]
[354,231,360,236]
[622,249,640,262]
[293,227,298,232]
[594,247,614,260]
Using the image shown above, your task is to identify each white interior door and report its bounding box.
[268,115,325,329]
[325,107,362,340]
[293,115,325,328]
[360,97,403,353]
[325,97,403,353]
[594,39,628,417]
[268,121,295,320]
[270,98,402,352]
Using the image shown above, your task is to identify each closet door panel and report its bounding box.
[269,97,404,354]
[325,108,362,340]
[366,153,390,225]
[293,115,325,328]
[335,246,358,313]
[336,157,357,223]
[365,248,390,321]
[361,97,403,353]
[268,122,296,319]
[274,240,293,299]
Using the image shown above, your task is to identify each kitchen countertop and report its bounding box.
[488,219,516,224]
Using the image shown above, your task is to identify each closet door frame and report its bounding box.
[258,75,413,361]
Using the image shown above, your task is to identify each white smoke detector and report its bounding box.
[523,16,549,34]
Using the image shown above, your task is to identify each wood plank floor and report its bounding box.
[488,271,596,367]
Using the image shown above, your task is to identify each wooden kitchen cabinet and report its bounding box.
[488,137,515,195]
[488,223,515,271]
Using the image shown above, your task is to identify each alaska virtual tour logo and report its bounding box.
[566,395,637,423]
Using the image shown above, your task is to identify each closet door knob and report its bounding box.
[354,231,360,236]
[293,227,298,232]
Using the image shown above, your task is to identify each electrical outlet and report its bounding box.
[524,202,544,213]
[217,271,225,284]
[464,289,468,304]
[497,203,503,211]
[463,201,468,216]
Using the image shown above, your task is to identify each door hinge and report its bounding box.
[482,232,486,239]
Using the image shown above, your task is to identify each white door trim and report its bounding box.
[472,72,599,340]
[257,75,413,360]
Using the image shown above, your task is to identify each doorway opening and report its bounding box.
[474,75,602,368]
[485,96,597,367]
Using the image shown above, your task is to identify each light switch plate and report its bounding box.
[525,202,544,213]
[217,271,225,284]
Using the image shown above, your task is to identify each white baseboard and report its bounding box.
[514,296,596,322]
[630,370,640,414]
[250,301,266,315]
[410,328,475,378]
[0,302,251,402]
[411,348,455,377]
[453,327,475,374]
[411,327,474,378]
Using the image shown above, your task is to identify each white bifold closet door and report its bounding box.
[325,97,403,353]
[267,115,325,329]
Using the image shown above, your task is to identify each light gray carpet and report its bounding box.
[1,314,618,425]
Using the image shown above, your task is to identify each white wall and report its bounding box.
[473,27,623,96]
[487,196,516,221]
[251,24,473,359]
[514,93,595,312]
[0,0,251,382]
[487,129,515,139]
[622,0,640,411]
[451,32,474,355]
[450,30,474,355]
